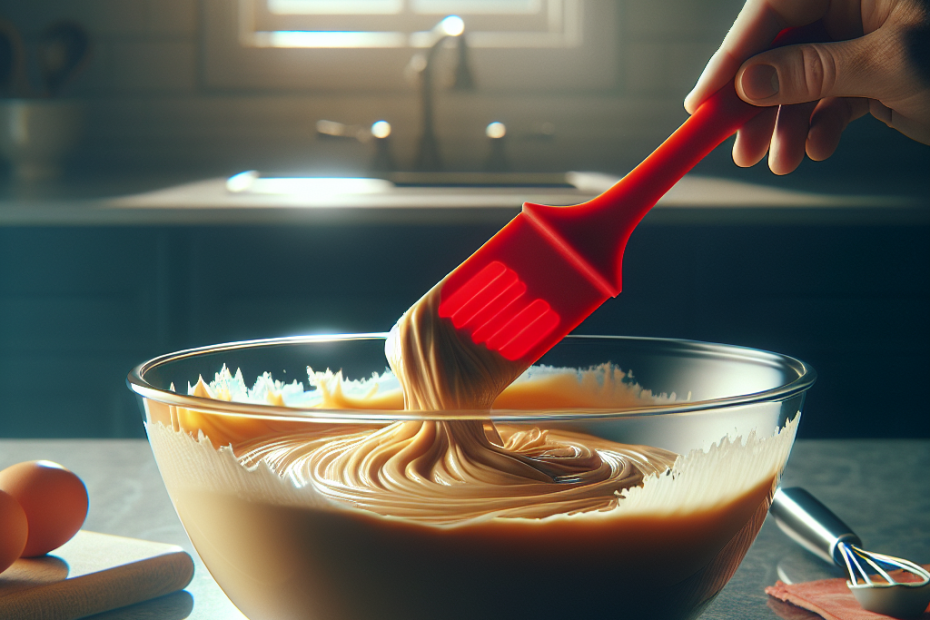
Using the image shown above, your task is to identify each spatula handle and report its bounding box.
[522,78,763,295]
[597,79,761,228]
[594,21,831,233]
[523,23,830,295]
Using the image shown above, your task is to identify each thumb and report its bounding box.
[735,35,896,106]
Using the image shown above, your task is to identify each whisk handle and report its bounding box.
[771,487,863,566]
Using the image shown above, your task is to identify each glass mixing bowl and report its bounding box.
[128,334,815,620]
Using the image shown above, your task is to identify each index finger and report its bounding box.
[684,0,831,113]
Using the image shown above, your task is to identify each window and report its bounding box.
[202,0,617,91]
[248,0,580,48]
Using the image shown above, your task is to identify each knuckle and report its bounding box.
[796,44,838,99]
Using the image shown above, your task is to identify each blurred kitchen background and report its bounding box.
[0,0,927,439]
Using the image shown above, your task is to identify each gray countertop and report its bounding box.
[0,438,927,620]
[2,173,926,227]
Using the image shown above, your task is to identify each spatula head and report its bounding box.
[437,212,610,364]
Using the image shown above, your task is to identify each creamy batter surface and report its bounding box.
[165,356,680,524]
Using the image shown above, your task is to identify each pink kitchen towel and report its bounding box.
[765,566,930,620]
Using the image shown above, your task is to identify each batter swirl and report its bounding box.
[217,282,678,524]
[234,420,676,523]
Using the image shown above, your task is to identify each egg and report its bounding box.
[0,460,88,557]
[0,489,28,573]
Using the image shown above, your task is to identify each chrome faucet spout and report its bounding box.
[411,16,473,172]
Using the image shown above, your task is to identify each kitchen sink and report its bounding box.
[225,170,617,196]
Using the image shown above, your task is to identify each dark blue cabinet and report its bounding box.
[2,221,928,438]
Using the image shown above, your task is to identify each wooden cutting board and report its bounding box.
[0,530,194,620]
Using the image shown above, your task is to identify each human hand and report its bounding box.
[684,0,930,175]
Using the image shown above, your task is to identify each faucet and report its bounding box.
[408,15,474,172]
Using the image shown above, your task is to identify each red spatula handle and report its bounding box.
[524,23,828,294]
[591,78,760,226]
[436,25,827,365]
[522,80,761,294]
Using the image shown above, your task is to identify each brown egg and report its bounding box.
[0,461,88,557]
[0,489,28,573]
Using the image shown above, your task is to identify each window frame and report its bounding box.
[201,0,619,92]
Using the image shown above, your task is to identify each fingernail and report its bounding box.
[741,64,779,100]
[684,92,697,114]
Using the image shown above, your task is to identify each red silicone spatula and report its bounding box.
[435,26,819,367]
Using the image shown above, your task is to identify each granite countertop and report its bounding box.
[0,438,927,620]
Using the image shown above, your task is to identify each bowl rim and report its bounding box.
[126,333,816,422]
